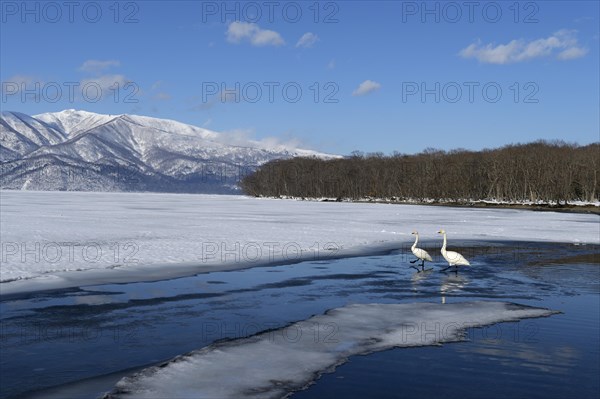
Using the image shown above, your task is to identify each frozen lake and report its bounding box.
[1,191,598,294]
[1,240,598,399]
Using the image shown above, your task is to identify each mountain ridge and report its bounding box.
[1,110,334,193]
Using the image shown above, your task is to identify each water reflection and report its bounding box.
[440,273,469,304]
[456,339,580,375]
[410,269,433,292]
[73,295,116,306]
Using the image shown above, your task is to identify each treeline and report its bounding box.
[241,141,599,204]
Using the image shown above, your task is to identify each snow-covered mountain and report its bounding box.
[0,109,332,193]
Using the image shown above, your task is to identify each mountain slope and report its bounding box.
[0,110,333,193]
[0,111,68,161]
[35,109,118,137]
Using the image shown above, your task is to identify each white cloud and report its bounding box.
[4,74,36,85]
[217,128,255,146]
[1,74,37,87]
[252,29,285,46]
[150,81,171,101]
[557,46,588,60]
[190,86,241,111]
[459,30,588,64]
[79,60,121,73]
[81,74,127,89]
[218,128,304,151]
[226,21,255,42]
[226,21,284,47]
[219,87,241,103]
[296,32,319,48]
[80,74,131,99]
[1,75,39,97]
[153,92,171,101]
[352,80,382,96]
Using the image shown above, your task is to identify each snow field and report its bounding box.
[1,190,598,294]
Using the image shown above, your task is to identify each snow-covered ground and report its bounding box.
[278,195,600,207]
[105,301,557,399]
[1,190,598,295]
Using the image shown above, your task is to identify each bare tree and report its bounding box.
[242,141,599,204]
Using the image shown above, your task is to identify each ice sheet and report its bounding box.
[103,301,557,399]
[1,191,598,294]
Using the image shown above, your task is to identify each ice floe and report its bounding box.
[104,301,557,399]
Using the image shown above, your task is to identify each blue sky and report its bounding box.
[1,1,598,155]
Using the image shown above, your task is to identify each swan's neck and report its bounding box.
[412,234,418,250]
[441,233,447,253]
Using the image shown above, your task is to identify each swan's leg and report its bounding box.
[410,259,418,264]
[440,265,452,272]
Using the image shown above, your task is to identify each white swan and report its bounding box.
[410,231,433,270]
[437,229,470,272]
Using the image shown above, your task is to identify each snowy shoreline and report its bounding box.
[1,190,599,296]
[265,195,600,214]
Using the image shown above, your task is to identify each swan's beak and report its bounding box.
[437,230,442,234]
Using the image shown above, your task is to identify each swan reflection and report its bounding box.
[440,273,469,304]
